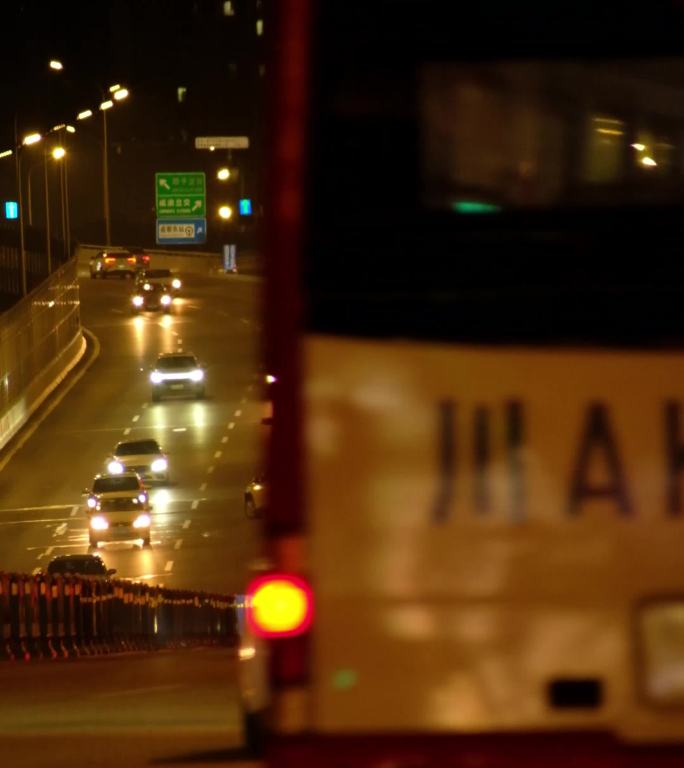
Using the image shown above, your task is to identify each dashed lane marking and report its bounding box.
[199,482,207,492]
[164,560,174,572]
[53,522,68,537]
[214,450,222,459]
[132,414,140,422]
[142,403,148,409]
[241,397,247,404]
[191,500,199,510]
[234,410,242,418]
[71,505,79,517]
[182,519,191,529]
[228,422,235,430]
[207,465,215,474]
[173,427,187,432]
[221,436,228,444]
[174,539,182,550]
[124,427,131,435]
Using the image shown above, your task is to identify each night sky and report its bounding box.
[0,0,266,247]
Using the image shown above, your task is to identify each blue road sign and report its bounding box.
[239,198,252,215]
[5,201,18,220]
[156,218,207,245]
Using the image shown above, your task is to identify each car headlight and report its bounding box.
[108,460,124,474]
[151,458,168,473]
[132,295,144,307]
[265,374,277,384]
[172,278,181,289]
[138,492,148,503]
[190,368,204,382]
[143,282,151,290]
[150,371,163,384]
[90,516,109,530]
[133,514,151,529]
[87,497,97,509]
[161,294,172,305]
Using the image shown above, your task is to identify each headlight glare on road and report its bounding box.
[172,278,181,289]
[151,458,168,473]
[133,514,151,529]
[108,460,124,474]
[150,371,163,384]
[190,369,204,382]
[161,294,172,305]
[87,497,97,509]
[132,295,144,307]
[90,516,109,530]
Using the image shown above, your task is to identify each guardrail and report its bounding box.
[0,572,237,661]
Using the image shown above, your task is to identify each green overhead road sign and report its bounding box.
[155,172,206,217]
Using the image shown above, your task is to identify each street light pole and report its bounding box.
[102,106,110,245]
[14,117,27,296]
[44,147,52,273]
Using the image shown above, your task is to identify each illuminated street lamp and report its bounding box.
[52,146,66,160]
[99,100,114,111]
[77,109,93,120]
[113,88,129,101]
[49,59,63,71]
[218,205,233,220]
[217,167,231,180]
[22,133,42,146]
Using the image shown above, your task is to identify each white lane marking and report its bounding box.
[53,522,67,537]
[171,331,179,336]
[0,504,75,514]
[182,519,191,529]
[32,567,41,575]
[26,543,81,552]
[247,384,254,392]
[142,403,148,409]
[214,450,222,459]
[2,517,72,528]
[221,436,228,444]
[207,465,215,474]
[174,539,182,550]
[45,546,54,557]
[94,684,183,700]
[228,422,235,430]
[240,318,249,325]
[132,414,140,422]
[164,560,174,572]
[241,397,247,404]
[173,427,187,432]
[123,427,132,436]
[71,505,79,517]
[191,500,199,510]
[199,482,207,492]
[234,409,242,418]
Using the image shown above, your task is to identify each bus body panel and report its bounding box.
[306,336,684,740]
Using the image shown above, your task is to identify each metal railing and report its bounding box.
[0,258,81,451]
[0,571,237,660]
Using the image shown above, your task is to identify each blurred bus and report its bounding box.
[242,3,684,765]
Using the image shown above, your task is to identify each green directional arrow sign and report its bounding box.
[155,172,206,218]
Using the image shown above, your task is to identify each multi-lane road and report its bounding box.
[0,260,264,767]
[0,262,263,594]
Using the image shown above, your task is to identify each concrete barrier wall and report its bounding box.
[0,259,84,453]
[75,244,261,276]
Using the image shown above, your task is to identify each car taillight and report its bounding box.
[143,255,150,262]
[104,257,115,264]
[247,573,313,638]
[127,256,136,264]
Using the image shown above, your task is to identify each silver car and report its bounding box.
[84,471,149,511]
[106,439,169,483]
